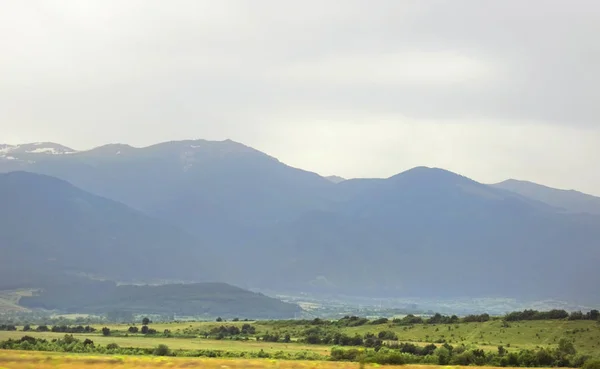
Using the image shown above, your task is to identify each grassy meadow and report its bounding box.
[1,318,599,356]
[0,350,563,369]
[0,329,329,356]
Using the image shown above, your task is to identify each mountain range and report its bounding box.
[1,140,599,304]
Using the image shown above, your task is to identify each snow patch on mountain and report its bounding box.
[0,143,77,157]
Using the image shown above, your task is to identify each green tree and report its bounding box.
[498,345,506,356]
[142,317,150,325]
[153,344,170,356]
[101,327,110,336]
[558,338,576,356]
[106,343,119,350]
[435,346,451,365]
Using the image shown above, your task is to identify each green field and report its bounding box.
[2,318,599,356]
[0,330,329,355]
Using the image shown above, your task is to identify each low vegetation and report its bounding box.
[0,310,598,367]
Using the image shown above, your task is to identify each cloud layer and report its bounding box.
[1,0,599,194]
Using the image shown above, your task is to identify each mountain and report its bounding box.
[325,175,346,184]
[0,142,76,157]
[492,179,600,215]
[19,281,301,319]
[0,171,218,288]
[1,141,599,303]
[0,140,338,285]
[248,167,600,302]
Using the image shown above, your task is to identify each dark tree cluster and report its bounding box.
[504,309,599,322]
[302,327,364,346]
[0,324,17,331]
[140,325,157,335]
[370,318,389,325]
[426,313,460,324]
[209,325,240,337]
[393,314,424,325]
[461,313,491,323]
[50,325,95,333]
[335,316,369,327]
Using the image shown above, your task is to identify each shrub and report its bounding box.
[370,318,389,325]
[153,344,170,356]
[377,330,398,340]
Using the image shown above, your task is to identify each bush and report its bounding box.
[377,330,398,340]
[153,344,170,356]
[370,318,389,325]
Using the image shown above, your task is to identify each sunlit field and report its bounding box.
[0,350,561,369]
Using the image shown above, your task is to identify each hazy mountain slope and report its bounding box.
[249,168,600,302]
[19,281,301,318]
[0,171,217,285]
[2,141,599,302]
[0,140,335,240]
[492,179,600,215]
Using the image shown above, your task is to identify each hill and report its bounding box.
[492,179,600,215]
[18,281,301,319]
[0,171,217,288]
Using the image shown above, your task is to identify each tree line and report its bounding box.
[1,334,598,368]
[331,338,596,368]
[504,309,599,322]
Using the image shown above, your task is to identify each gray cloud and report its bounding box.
[1,0,599,194]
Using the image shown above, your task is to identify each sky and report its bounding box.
[1,0,599,195]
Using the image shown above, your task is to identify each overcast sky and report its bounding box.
[1,1,599,195]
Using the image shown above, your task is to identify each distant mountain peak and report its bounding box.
[87,143,135,155]
[0,142,76,156]
[390,166,474,185]
[325,175,346,184]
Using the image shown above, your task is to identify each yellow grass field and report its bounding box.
[0,350,561,369]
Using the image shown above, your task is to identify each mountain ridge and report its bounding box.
[1,139,599,302]
[492,179,600,215]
